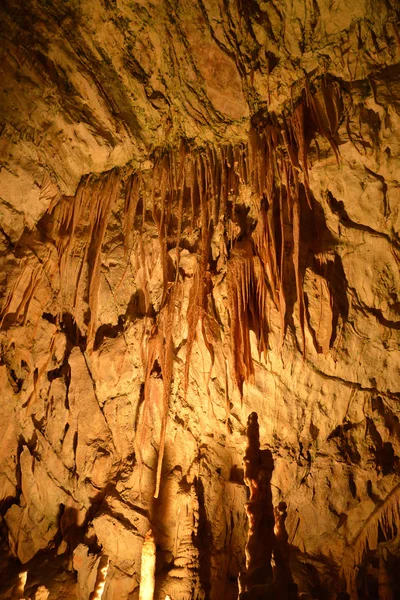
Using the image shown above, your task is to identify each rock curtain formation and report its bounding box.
[0,0,400,598]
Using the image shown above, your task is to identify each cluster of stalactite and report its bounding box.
[0,77,343,499]
[133,77,343,496]
[141,78,343,397]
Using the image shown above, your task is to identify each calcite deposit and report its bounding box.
[0,0,399,598]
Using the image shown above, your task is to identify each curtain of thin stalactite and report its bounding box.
[0,78,343,502]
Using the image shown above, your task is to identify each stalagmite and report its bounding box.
[273,501,293,597]
[159,479,203,598]
[34,587,50,600]
[139,529,156,600]
[238,413,296,599]
[89,555,109,600]
[238,413,278,599]
[11,572,28,600]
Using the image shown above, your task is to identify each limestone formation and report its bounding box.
[89,555,109,600]
[10,572,28,600]
[33,588,49,600]
[0,0,399,598]
[239,412,276,597]
[239,412,293,599]
[139,530,156,600]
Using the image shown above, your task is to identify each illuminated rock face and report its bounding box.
[0,1,399,599]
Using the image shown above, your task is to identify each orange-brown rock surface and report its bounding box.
[0,0,399,599]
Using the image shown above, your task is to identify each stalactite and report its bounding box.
[139,529,156,600]
[136,322,159,488]
[123,172,141,257]
[153,154,171,307]
[142,139,264,496]
[288,102,312,208]
[154,292,176,499]
[85,173,122,348]
[227,241,254,393]
[183,262,205,395]
[51,170,121,346]
[253,207,280,309]
[142,145,188,498]
[184,153,211,395]
[137,289,178,500]
[306,79,342,162]
[277,164,287,350]
[201,286,221,402]
[282,126,300,173]
[135,229,151,316]
[0,262,43,329]
[227,239,270,395]
[291,169,306,357]
[247,111,313,364]
[174,141,186,278]
[89,555,109,600]
[183,141,246,396]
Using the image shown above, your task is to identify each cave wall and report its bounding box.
[0,0,399,598]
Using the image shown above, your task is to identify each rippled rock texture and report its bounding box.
[0,0,399,598]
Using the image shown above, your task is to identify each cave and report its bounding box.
[0,0,399,599]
